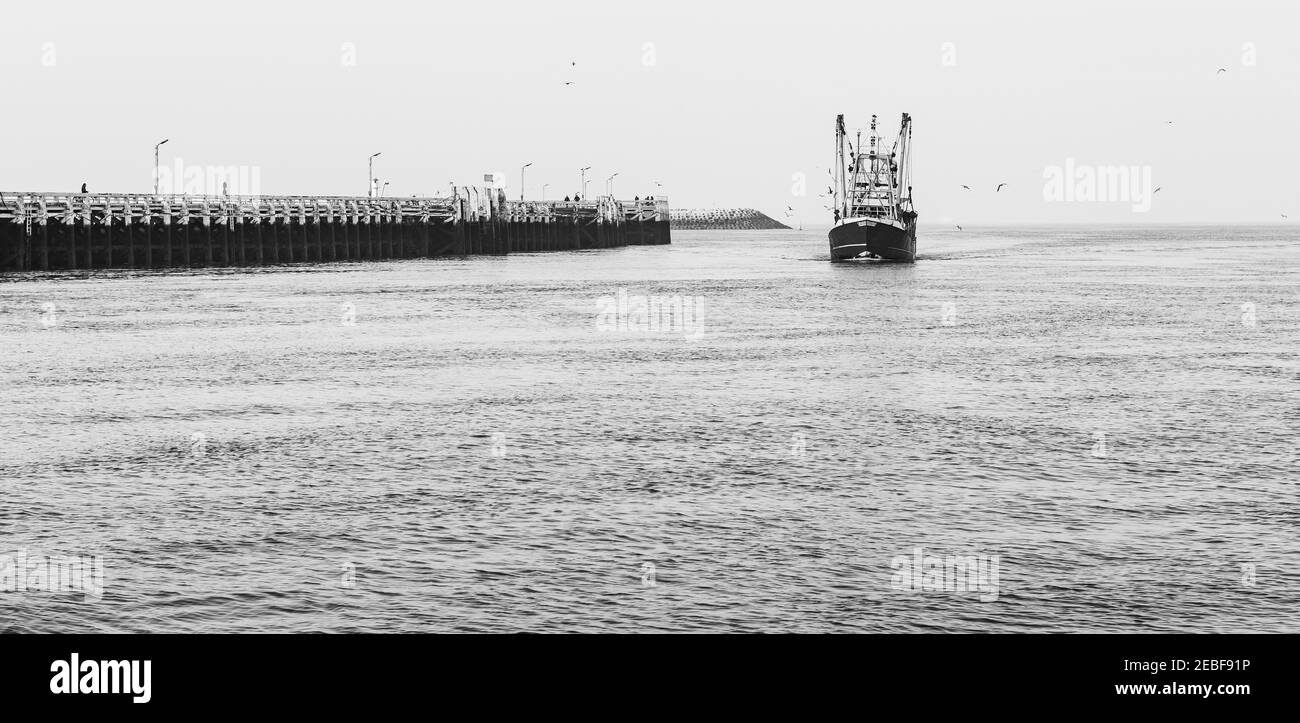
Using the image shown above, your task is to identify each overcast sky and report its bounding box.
[2,0,1296,224]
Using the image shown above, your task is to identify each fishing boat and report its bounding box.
[828,113,917,262]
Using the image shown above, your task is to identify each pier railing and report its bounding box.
[0,192,670,271]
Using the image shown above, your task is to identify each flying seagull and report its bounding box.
[961,185,971,190]
[1217,68,1227,74]
[564,81,575,86]
[1283,213,1289,219]
[1154,187,1162,194]
[1165,121,1175,125]
[996,183,1007,192]
[955,225,963,231]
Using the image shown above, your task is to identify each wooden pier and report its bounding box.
[0,191,670,272]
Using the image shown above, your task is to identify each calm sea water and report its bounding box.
[2,225,1297,633]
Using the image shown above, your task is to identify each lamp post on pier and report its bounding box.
[606,172,619,198]
[368,152,381,197]
[520,163,532,201]
[579,166,591,200]
[542,184,550,202]
[153,139,169,195]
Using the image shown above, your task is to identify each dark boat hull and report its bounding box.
[828,215,917,262]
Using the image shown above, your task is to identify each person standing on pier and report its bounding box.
[80,183,87,193]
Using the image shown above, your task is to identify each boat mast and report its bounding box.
[896,113,913,213]
[872,115,898,218]
[834,115,847,220]
[870,115,877,215]
[856,127,864,215]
